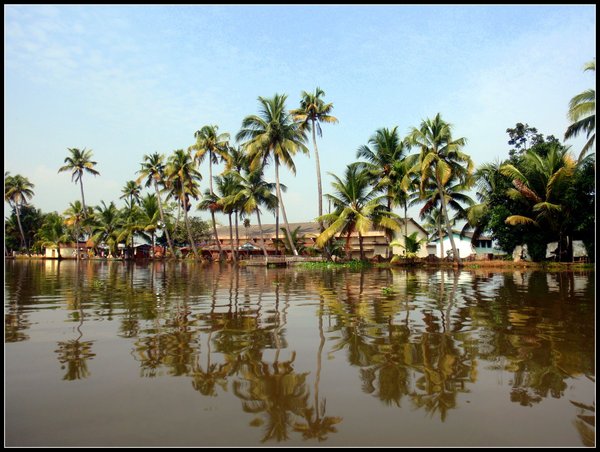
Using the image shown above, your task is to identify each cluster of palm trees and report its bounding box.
[5,59,595,262]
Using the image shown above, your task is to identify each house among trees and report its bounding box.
[210,218,430,260]
[429,231,502,259]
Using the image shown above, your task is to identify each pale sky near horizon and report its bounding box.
[4,5,596,227]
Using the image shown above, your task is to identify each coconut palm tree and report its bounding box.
[58,147,100,216]
[34,212,66,258]
[500,143,577,261]
[316,163,400,260]
[166,149,202,259]
[565,59,595,161]
[63,200,92,261]
[290,87,338,233]
[407,114,473,263]
[90,201,122,256]
[4,172,35,250]
[189,125,230,194]
[189,125,230,256]
[231,168,279,257]
[214,172,242,262]
[136,152,176,258]
[236,93,309,256]
[356,126,412,257]
[120,180,141,210]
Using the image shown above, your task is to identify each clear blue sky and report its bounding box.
[4,5,596,226]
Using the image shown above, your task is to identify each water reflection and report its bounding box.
[4,260,595,446]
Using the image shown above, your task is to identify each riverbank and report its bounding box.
[297,259,595,271]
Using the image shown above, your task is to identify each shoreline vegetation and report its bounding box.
[6,254,594,272]
[5,63,596,264]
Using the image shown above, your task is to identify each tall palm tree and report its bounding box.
[214,172,242,262]
[4,172,35,250]
[136,152,176,258]
[58,147,100,216]
[316,163,400,260]
[197,189,225,261]
[231,169,279,257]
[189,126,230,260]
[290,87,338,233]
[120,180,141,211]
[408,114,473,263]
[356,126,412,257]
[565,59,595,161]
[189,125,230,195]
[166,149,203,259]
[236,93,309,256]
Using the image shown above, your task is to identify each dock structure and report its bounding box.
[243,255,325,267]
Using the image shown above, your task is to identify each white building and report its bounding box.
[429,231,501,259]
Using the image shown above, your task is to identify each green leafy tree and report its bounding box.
[290,87,338,233]
[316,163,400,260]
[4,172,35,249]
[137,152,176,257]
[565,59,595,161]
[58,147,100,216]
[166,149,202,259]
[408,114,473,263]
[237,93,309,256]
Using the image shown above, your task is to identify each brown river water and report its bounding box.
[4,259,595,446]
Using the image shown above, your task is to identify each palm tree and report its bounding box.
[565,59,595,161]
[316,163,400,260]
[58,147,100,216]
[63,200,92,261]
[290,87,338,233]
[190,125,230,257]
[197,189,225,261]
[232,168,279,257]
[136,152,176,258]
[500,143,577,261]
[4,172,35,250]
[214,172,242,262]
[236,93,309,256]
[408,114,473,263]
[138,193,161,250]
[166,149,202,259]
[90,201,122,256]
[120,180,141,210]
[34,212,66,258]
[356,126,412,257]
[189,125,230,194]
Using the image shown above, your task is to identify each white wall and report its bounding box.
[391,220,430,258]
[432,236,474,259]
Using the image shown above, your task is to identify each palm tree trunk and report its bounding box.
[210,210,224,261]
[14,204,27,250]
[228,213,236,262]
[345,228,352,260]
[154,181,175,258]
[275,210,280,255]
[436,177,459,263]
[183,197,199,259]
[437,214,445,259]
[274,158,298,256]
[358,232,365,261]
[255,207,269,257]
[312,120,324,234]
[79,178,87,216]
[235,210,240,261]
[404,203,408,242]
